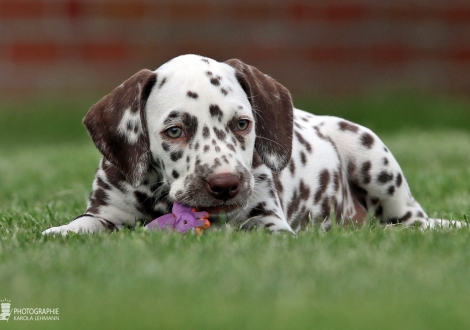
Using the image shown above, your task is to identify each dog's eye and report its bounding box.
[237,119,249,131]
[165,127,184,139]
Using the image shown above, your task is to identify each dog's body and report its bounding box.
[43,55,455,235]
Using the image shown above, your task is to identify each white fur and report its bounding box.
[117,108,143,144]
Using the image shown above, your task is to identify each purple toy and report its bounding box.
[146,202,210,234]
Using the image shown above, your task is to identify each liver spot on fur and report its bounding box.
[161,142,170,152]
[213,127,226,140]
[209,104,223,122]
[187,91,199,99]
[361,161,372,184]
[295,131,312,153]
[395,173,403,187]
[377,171,394,184]
[389,211,412,224]
[210,76,221,86]
[360,133,375,149]
[314,169,330,204]
[170,150,183,162]
[339,121,359,133]
[300,151,307,166]
[202,125,210,139]
[181,113,199,142]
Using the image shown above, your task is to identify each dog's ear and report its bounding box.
[83,69,157,187]
[226,59,293,171]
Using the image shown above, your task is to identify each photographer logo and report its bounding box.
[0,298,59,322]
[0,299,11,322]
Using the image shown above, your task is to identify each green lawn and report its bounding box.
[0,94,469,329]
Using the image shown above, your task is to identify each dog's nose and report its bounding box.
[206,174,240,201]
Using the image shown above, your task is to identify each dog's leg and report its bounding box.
[321,117,461,228]
[42,159,167,235]
[238,165,295,234]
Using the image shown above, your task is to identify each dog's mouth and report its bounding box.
[196,204,240,225]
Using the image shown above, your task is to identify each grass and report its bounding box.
[0,93,469,329]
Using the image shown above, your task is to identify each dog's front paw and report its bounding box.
[425,218,465,229]
[268,223,296,236]
[42,225,72,236]
[42,215,107,235]
[239,216,295,235]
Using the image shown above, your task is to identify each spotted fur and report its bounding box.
[43,55,461,235]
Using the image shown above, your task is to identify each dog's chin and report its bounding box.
[197,205,239,215]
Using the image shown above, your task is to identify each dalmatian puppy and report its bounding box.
[43,54,459,235]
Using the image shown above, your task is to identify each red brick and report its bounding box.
[442,7,470,22]
[98,1,148,19]
[386,6,414,20]
[168,43,226,61]
[308,45,416,63]
[10,42,60,62]
[308,46,352,62]
[231,3,273,20]
[286,3,322,22]
[369,45,415,63]
[288,4,470,22]
[242,44,291,62]
[0,44,7,59]
[0,0,45,19]
[287,3,369,22]
[167,3,211,20]
[81,42,132,61]
[448,47,470,62]
[323,4,368,21]
[65,0,86,19]
[387,6,470,22]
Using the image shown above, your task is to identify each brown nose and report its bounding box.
[206,174,240,201]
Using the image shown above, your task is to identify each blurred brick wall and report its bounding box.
[1,0,470,96]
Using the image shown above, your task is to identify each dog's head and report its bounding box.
[84,55,293,214]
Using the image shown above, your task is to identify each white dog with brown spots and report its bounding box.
[43,54,460,235]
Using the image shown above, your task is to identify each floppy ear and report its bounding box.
[225,59,293,171]
[83,69,157,187]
